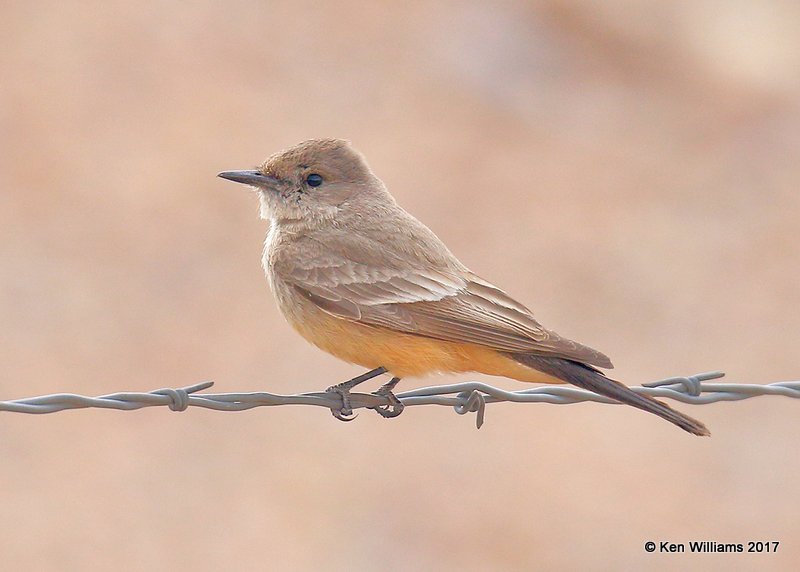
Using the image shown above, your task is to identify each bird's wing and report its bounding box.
[281,244,613,369]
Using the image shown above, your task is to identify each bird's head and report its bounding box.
[219,138,390,224]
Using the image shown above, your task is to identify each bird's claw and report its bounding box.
[331,408,357,422]
[370,386,405,419]
[327,385,357,422]
[325,371,402,421]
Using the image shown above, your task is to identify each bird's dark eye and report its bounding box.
[306,173,323,187]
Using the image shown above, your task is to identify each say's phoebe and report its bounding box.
[219,139,709,436]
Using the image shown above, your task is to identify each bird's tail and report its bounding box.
[510,353,710,436]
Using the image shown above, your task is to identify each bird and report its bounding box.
[218,138,709,436]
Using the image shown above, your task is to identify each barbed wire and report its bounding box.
[2,371,799,428]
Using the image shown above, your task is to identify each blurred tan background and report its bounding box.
[1,0,799,570]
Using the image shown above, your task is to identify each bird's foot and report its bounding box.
[370,377,404,419]
[326,383,357,422]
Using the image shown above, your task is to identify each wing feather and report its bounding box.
[279,237,613,368]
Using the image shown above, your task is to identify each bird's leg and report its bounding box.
[370,377,404,418]
[326,367,387,421]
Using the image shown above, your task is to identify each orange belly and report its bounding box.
[286,301,564,384]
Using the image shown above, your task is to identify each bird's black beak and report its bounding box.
[217,170,279,187]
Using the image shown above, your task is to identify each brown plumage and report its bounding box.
[219,138,709,436]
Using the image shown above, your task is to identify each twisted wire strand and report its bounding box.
[2,371,799,428]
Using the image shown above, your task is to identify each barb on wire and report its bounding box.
[2,371,799,428]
